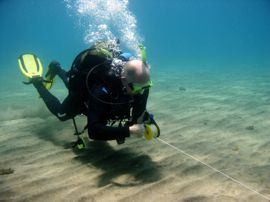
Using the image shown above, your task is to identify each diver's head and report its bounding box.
[121,59,152,95]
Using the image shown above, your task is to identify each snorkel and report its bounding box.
[139,44,147,65]
[126,44,152,95]
[137,45,160,140]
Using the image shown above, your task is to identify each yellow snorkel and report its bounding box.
[139,44,147,65]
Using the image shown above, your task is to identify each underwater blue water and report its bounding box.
[1,0,270,79]
[0,1,83,76]
[131,0,270,68]
[1,1,270,199]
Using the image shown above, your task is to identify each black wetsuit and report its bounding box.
[33,49,149,141]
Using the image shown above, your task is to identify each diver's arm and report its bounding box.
[131,89,150,124]
[87,110,130,141]
[88,124,130,141]
[131,89,160,137]
[88,109,145,140]
[87,88,130,141]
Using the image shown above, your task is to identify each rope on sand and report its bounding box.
[157,138,270,201]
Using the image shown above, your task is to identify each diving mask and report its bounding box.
[128,80,153,94]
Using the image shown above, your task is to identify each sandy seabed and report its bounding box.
[1,67,270,201]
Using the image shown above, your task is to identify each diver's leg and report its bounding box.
[56,67,69,89]
[32,79,73,121]
[47,61,69,89]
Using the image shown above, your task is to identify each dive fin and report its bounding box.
[18,53,43,79]
[43,67,55,90]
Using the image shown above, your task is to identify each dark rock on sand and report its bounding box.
[0,168,14,175]
[178,87,186,91]
[246,125,254,131]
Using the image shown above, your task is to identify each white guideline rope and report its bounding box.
[157,138,270,201]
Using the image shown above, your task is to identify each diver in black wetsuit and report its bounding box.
[31,42,156,143]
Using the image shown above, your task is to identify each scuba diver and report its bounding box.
[18,41,160,147]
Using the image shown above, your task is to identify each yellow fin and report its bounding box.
[18,54,43,78]
[43,67,55,90]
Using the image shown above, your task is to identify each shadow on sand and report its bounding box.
[0,180,16,201]
[73,141,162,187]
[36,121,162,187]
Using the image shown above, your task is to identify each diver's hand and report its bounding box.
[129,124,145,138]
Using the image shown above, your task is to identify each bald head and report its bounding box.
[122,59,150,85]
